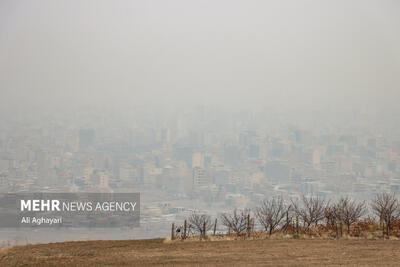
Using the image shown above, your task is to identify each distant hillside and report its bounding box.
[1,238,400,266]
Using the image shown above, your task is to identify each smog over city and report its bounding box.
[1,2,400,265]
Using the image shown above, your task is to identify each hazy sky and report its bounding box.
[1,0,400,111]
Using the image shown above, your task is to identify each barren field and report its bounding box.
[1,238,400,266]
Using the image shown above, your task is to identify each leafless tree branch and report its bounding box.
[220,209,250,236]
[256,196,288,235]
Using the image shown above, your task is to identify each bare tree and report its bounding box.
[220,209,250,236]
[291,195,326,229]
[188,212,213,236]
[324,202,337,227]
[371,193,399,236]
[256,196,287,235]
[281,204,294,232]
[334,196,366,233]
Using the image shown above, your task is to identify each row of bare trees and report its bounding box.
[185,192,400,238]
[254,195,366,236]
[325,196,366,233]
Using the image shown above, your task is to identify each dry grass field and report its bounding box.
[1,238,400,266]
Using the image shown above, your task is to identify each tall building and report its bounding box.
[192,167,208,187]
[192,152,204,168]
[249,144,259,158]
[312,149,321,166]
[79,129,95,149]
[265,160,291,182]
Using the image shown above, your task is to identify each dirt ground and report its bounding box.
[1,238,400,266]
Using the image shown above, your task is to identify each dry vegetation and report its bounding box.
[1,238,400,266]
[175,218,400,242]
[175,193,400,240]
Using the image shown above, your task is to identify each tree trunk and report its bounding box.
[285,212,289,232]
[171,223,175,240]
[203,221,206,239]
[247,214,251,237]
[183,220,187,239]
[335,221,339,239]
[382,221,385,238]
[387,219,390,238]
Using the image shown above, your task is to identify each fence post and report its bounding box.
[247,214,251,237]
[292,221,295,234]
[285,211,289,232]
[171,223,175,240]
[213,218,217,235]
[202,221,206,239]
[183,220,187,239]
